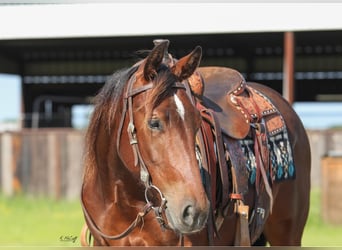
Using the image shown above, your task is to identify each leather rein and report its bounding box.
[81,69,187,243]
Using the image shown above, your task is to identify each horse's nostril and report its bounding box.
[182,204,195,226]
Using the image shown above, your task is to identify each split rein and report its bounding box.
[81,72,188,244]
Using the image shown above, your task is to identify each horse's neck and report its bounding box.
[97,148,144,206]
[114,166,146,205]
[82,142,145,239]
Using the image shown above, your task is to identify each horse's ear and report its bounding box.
[172,46,202,81]
[143,40,170,81]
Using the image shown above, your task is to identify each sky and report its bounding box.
[1,73,342,130]
[0,74,21,121]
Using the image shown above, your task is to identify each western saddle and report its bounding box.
[189,66,285,246]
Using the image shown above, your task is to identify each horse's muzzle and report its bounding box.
[166,198,210,234]
[182,202,209,230]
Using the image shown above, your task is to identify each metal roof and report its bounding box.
[0,3,342,40]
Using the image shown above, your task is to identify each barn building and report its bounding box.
[0,3,342,128]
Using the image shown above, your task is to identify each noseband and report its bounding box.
[81,68,188,243]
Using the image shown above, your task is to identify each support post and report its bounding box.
[283,32,295,104]
[1,133,13,196]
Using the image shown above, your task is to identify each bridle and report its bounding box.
[81,66,189,244]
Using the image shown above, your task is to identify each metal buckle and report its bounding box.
[127,122,138,144]
[256,207,265,219]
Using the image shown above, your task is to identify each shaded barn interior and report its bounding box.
[0,30,341,128]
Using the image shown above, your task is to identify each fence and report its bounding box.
[321,156,342,224]
[307,129,342,187]
[0,129,84,199]
[0,128,342,199]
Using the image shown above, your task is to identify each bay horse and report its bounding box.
[80,40,311,246]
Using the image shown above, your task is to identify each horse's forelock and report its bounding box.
[147,65,178,111]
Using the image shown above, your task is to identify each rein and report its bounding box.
[81,69,187,244]
[81,190,153,241]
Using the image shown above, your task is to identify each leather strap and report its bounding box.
[197,102,230,211]
[253,121,273,212]
[196,123,214,245]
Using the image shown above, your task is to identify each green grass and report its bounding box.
[0,194,84,246]
[302,188,342,246]
[0,189,342,246]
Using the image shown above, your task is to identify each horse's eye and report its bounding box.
[148,119,162,131]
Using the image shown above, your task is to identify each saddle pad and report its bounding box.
[239,127,295,183]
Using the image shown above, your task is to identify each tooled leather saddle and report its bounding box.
[188,66,292,245]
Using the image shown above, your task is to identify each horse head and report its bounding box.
[116,40,209,234]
